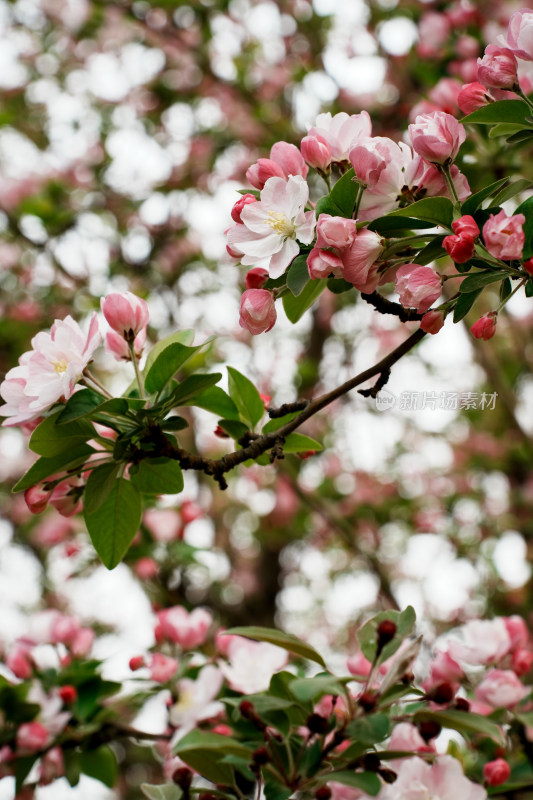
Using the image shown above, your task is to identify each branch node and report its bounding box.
[268,400,309,418]
[358,369,391,399]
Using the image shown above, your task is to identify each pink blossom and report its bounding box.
[443,233,475,263]
[506,9,533,61]
[457,82,492,114]
[227,175,315,278]
[395,264,442,313]
[143,508,182,542]
[105,328,146,362]
[483,759,510,787]
[169,665,224,735]
[340,230,383,292]
[475,668,529,708]
[379,755,486,800]
[504,615,529,650]
[101,292,149,341]
[428,78,463,115]
[50,614,81,646]
[0,313,101,428]
[477,45,519,90]
[417,12,451,58]
[149,652,179,683]
[420,310,445,335]
[239,289,277,335]
[134,557,159,580]
[426,649,463,686]
[219,636,288,693]
[306,247,343,280]
[17,722,50,753]
[70,627,95,658]
[6,643,33,680]
[246,142,308,190]
[408,111,466,165]
[316,214,357,250]
[448,618,511,665]
[512,648,533,676]
[300,134,332,171]
[483,209,525,260]
[346,652,372,678]
[470,314,497,341]
[49,478,84,517]
[156,606,212,649]
[24,484,53,514]
[231,193,258,223]
[306,111,372,163]
[39,746,65,785]
[452,215,480,238]
[349,136,399,190]
[245,267,269,289]
[388,722,433,754]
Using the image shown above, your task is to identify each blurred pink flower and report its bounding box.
[379,755,486,800]
[219,636,288,693]
[505,9,533,61]
[156,606,212,649]
[475,668,529,708]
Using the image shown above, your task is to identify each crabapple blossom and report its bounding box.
[16,722,50,753]
[149,652,179,683]
[0,314,100,427]
[349,136,400,188]
[306,247,343,280]
[443,233,475,263]
[477,45,519,90]
[420,309,446,335]
[408,111,466,165]
[475,668,529,708]
[316,215,357,250]
[447,618,511,665]
[24,484,53,514]
[246,141,308,190]
[245,267,269,289]
[300,134,331,171]
[231,193,258,223]
[483,210,525,260]
[169,665,224,736]
[395,264,442,314]
[105,328,146,361]
[512,648,533,676]
[505,9,533,61]
[452,215,480,238]
[483,759,510,787]
[306,111,372,163]
[340,230,383,293]
[219,635,288,693]
[39,747,65,785]
[239,289,277,335]
[470,314,498,341]
[227,175,315,278]
[377,755,486,800]
[155,606,212,649]
[457,82,492,113]
[101,292,149,341]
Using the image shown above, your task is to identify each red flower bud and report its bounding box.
[58,685,78,704]
[483,758,510,787]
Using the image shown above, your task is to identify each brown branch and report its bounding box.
[360,292,423,322]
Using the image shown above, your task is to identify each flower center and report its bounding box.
[265,210,295,237]
[52,359,68,374]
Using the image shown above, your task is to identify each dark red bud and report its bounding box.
[417,720,442,742]
[358,691,378,712]
[252,747,270,765]
[376,620,397,651]
[428,682,455,704]
[306,713,329,735]
[378,768,397,784]
[315,787,332,800]
[59,685,78,704]
[362,753,381,772]
[454,697,470,712]
[214,425,230,439]
[239,700,256,719]
[173,767,193,789]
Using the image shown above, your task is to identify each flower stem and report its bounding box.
[129,342,146,400]
[439,164,460,205]
[82,371,113,399]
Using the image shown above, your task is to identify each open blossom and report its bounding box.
[316,214,357,250]
[448,618,511,665]
[349,136,399,188]
[246,141,308,190]
[408,111,466,165]
[169,665,224,736]
[16,722,50,753]
[239,289,277,335]
[483,210,525,260]
[149,652,179,683]
[395,264,442,313]
[219,636,288,693]
[378,755,486,800]
[306,111,372,163]
[477,45,519,90]
[475,668,529,708]
[0,313,100,428]
[226,175,315,278]
[155,606,212,649]
[505,9,533,61]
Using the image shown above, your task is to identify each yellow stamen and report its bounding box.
[52,359,68,374]
[265,210,295,237]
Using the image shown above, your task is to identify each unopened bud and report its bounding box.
[252,747,270,765]
[362,753,381,772]
[454,697,470,712]
[358,691,378,712]
[306,713,329,735]
[378,768,397,784]
[173,767,193,789]
[417,720,442,742]
[376,620,397,653]
[428,682,454,704]
[315,787,332,800]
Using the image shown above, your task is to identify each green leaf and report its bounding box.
[30,411,96,457]
[144,341,205,395]
[217,419,250,440]
[514,195,533,259]
[56,388,104,423]
[64,751,81,787]
[143,329,195,376]
[491,178,533,206]
[368,216,435,234]
[193,386,240,420]
[84,463,121,513]
[526,278,533,298]
[488,122,529,139]
[287,254,311,296]
[330,168,359,216]
[283,432,322,453]
[167,373,222,408]
[80,746,117,788]
[264,776,292,800]
[84,479,142,569]
[324,772,381,796]
[388,197,453,228]
[500,277,512,301]
[413,709,505,746]
[289,674,347,702]
[12,445,95,492]
[15,756,38,794]
[358,606,416,664]
[453,288,483,323]
[141,785,182,800]
[461,99,530,125]
[223,626,326,668]
[507,129,533,144]
[262,412,299,433]
[219,755,256,782]
[175,730,252,785]
[161,416,189,431]
[327,277,354,294]
[283,278,327,323]
[459,271,508,293]
[462,178,510,215]
[130,458,184,495]
[415,236,446,266]
[227,367,265,429]
[345,714,390,745]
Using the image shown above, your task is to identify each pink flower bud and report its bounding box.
[49,479,83,517]
[339,229,383,292]
[133,556,159,580]
[483,210,525,260]
[70,627,95,658]
[347,652,372,677]
[457,82,492,114]
[17,722,50,753]
[443,233,475,263]
[58,685,77,704]
[523,257,533,275]
[316,214,357,250]
[231,193,258,223]
[395,263,442,313]
[504,615,529,650]
[477,45,519,90]
[512,648,533,676]
[475,668,528,707]
[239,289,277,335]
[483,758,510,787]
[129,655,145,671]
[6,643,33,679]
[300,135,331,171]
[105,328,146,361]
[306,247,343,280]
[149,652,179,683]
[246,158,285,190]
[408,111,466,165]
[452,215,480,238]
[470,313,497,340]
[506,9,533,62]
[101,292,149,341]
[245,267,269,290]
[420,310,445,335]
[24,484,52,514]
[39,746,65,785]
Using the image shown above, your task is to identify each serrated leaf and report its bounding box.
[325,772,381,796]
[56,388,104,423]
[287,254,311,296]
[168,373,222,408]
[12,445,95,492]
[283,432,322,453]
[283,278,327,323]
[227,367,265,429]
[453,288,483,323]
[223,626,326,667]
[141,784,182,800]
[461,99,530,125]
[358,606,416,665]
[130,458,183,495]
[30,411,96,457]
[80,746,117,788]
[84,462,121,513]
[193,386,240,420]
[459,271,508,293]
[175,730,252,785]
[388,197,453,228]
[413,709,505,745]
[84,478,142,569]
